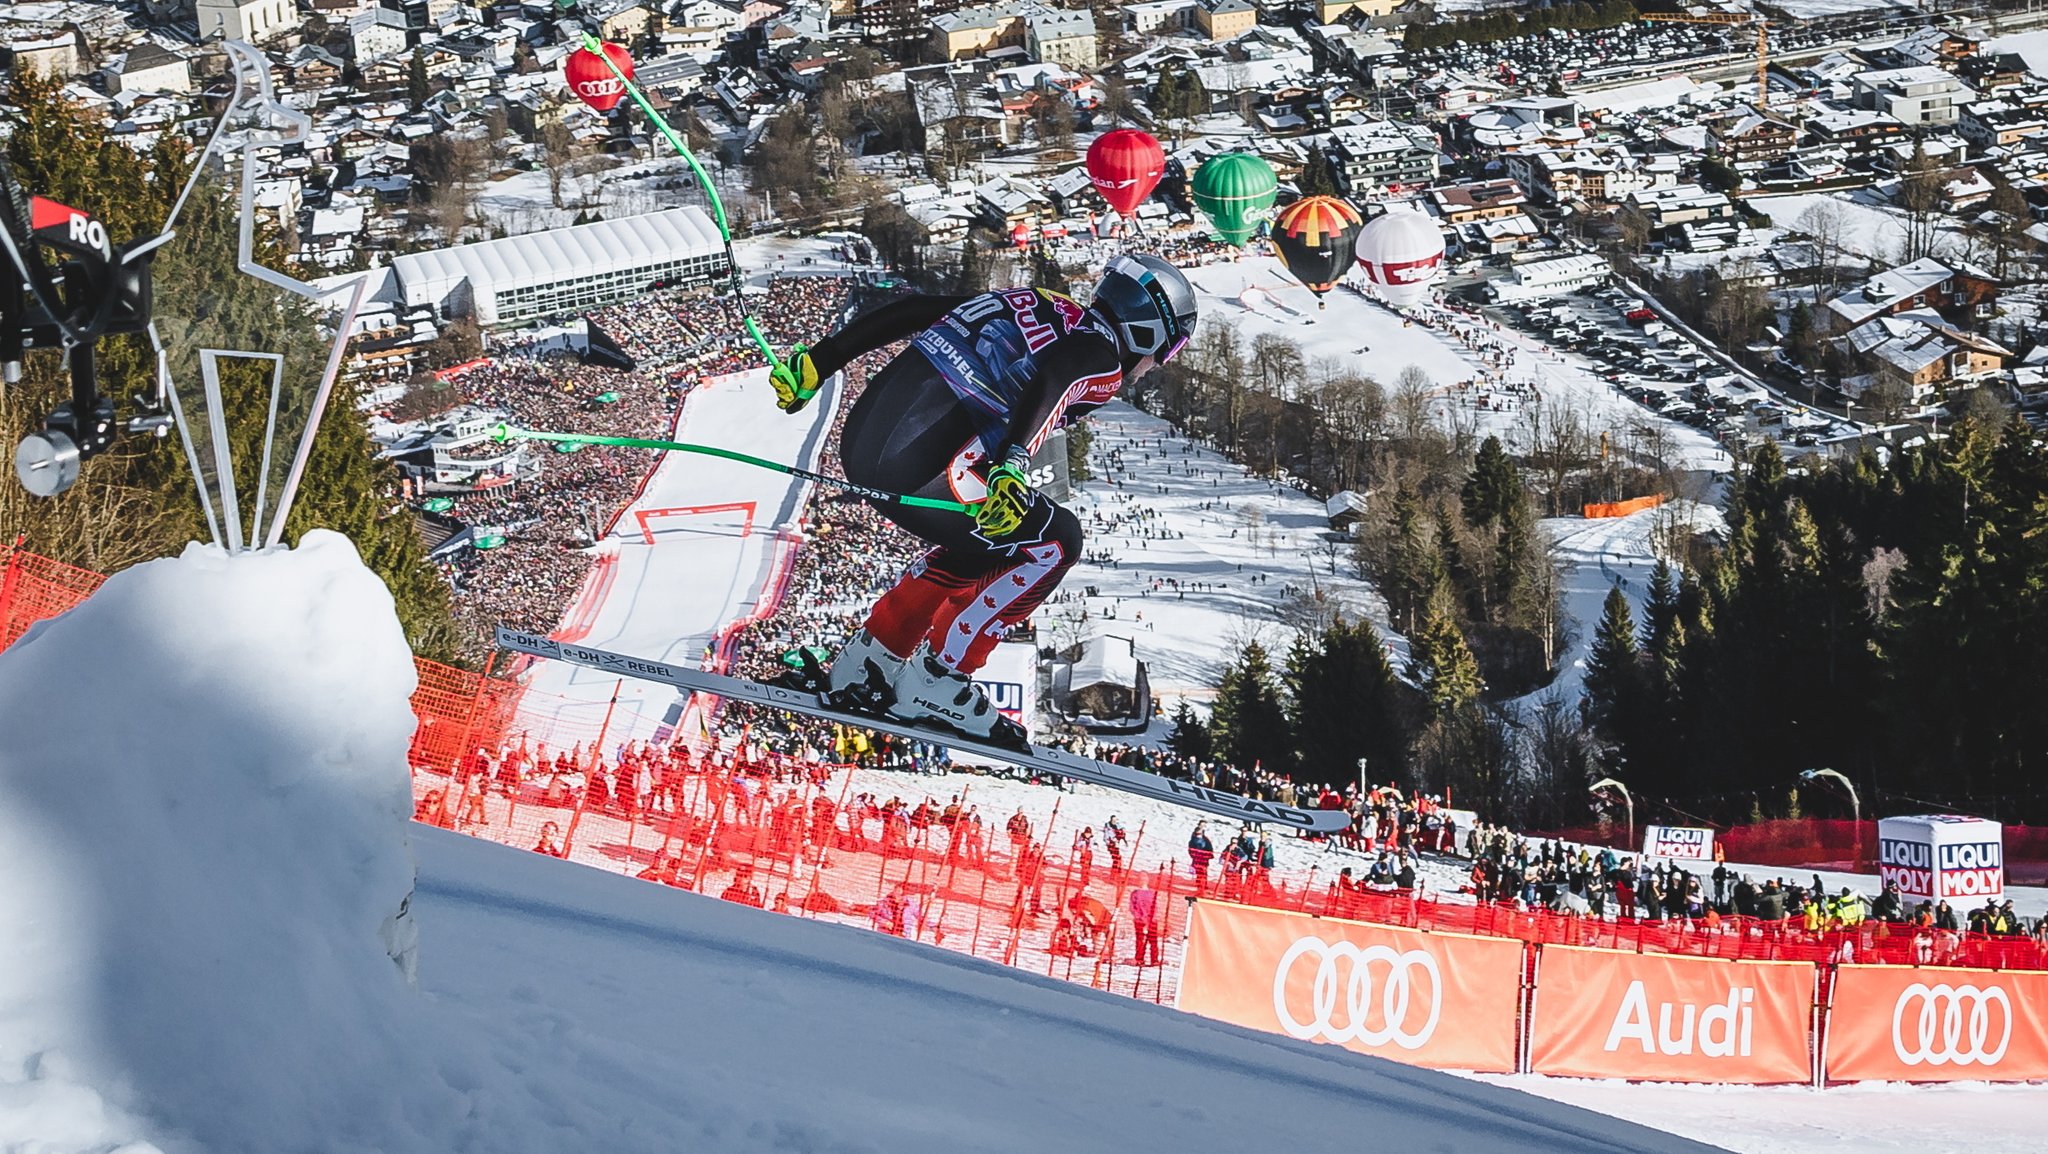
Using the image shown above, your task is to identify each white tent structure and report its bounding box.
[391,209,729,325]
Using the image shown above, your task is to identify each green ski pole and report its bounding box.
[492,425,981,514]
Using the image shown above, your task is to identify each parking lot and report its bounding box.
[1482,287,1848,452]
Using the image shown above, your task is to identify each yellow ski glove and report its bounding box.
[975,459,1032,539]
[769,345,820,413]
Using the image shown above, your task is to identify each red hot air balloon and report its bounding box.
[1086,129,1165,218]
[565,42,636,113]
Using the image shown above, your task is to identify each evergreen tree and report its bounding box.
[1581,584,1641,742]
[1176,70,1209,121]
[1166,698,1213,762]
[1029,245,1069,293]
[1461,435,1519,528]
[1641,559,1680,656]
[1211,641,1292,772]
[1,73,459,659]
[408,47,430,111]
[1284,615,1408,786]
[1408,578,1482,715]
[1152,65,1182,122]
[1298,148,1340,198]
[953,235,989,294]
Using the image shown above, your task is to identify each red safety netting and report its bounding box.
[1532,819,2048,873]
[0,548,106,651]
[6,544,2046,1015]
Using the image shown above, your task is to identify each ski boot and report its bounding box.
[821,630,910,714]
[888,648,1030,752]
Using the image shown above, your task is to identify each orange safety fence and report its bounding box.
[1582,494,1665,519]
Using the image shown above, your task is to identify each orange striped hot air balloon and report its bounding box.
[1271,195,1364,305]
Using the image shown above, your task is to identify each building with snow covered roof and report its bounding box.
[1321,119,1438,193]
[1122,0,1196,35]
[1026,9,1098,69]
[1195,0,1257,43]
[1819,258,1965,335]
[389,209,730,326]
[1851,65,1972,127]
[194,0,295,41]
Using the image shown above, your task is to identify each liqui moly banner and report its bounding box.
[1877,815,2004,903]
[1824,965,2048,1083]
[1528,946,1815,1083]
[1642,825,1716,862]
[1178,900,1523,1073]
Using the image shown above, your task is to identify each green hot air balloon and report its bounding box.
[1191,152,1278,247]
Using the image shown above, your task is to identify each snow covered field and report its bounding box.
[1056,402,1397,695]
[1749,192,1910,262]
[521,367,834,743]
[1183,252,1731,472]
[1513,501,1724,708]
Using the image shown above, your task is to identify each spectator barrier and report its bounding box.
[1532,818,2048,873]
[1184,900,2046,1085]
[1581,495,1665,519]
[4,542,2045,1085]
[1527,946,1814,1084]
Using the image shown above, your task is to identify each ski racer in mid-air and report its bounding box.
[768,254,1199,745]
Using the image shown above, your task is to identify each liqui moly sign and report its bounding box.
[1878,815,2005,902]
[1643,825,1716,862]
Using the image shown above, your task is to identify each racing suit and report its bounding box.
[803,288,1124,675]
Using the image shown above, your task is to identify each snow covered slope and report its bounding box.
[523,367,833,742]
[414,826,1727,1154]
[0,530,1723,1153]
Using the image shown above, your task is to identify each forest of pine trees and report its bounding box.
[1580,424,2048,824]
[0,70,460,660]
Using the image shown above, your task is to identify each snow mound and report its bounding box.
[0,531,444,1153]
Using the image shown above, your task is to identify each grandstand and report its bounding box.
[388,209,731,326]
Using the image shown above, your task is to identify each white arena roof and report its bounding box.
[391,208,726,318]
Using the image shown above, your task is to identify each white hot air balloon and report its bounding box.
[1356,209,1446,309]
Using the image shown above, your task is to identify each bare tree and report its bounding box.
[1796,200,1849,304]
[1898,140,1945,264]
[540,114,581,210]
[1393,364,1435,443]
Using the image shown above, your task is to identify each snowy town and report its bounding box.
[3,1,2048,1151]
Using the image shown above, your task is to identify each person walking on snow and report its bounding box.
[768,255,1200,742]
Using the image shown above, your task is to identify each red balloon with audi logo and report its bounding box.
[1824,964,2048,1082]
[565,41,636,113]
[1178,900,1521,1072]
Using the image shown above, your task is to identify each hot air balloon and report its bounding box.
[1355,209,1446,309]
[1270,195,1364,305]
[565,41,636,113]
[1086,129,1165,218]
[1190,152,1278,248]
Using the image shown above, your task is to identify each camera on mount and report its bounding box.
[3,163,165,498]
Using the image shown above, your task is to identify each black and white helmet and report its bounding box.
[1090,253,1198,371]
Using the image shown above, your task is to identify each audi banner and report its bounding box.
[1177,900,1522,1073]
[1527,946,1815,1083]
[1823,965,2048,1083]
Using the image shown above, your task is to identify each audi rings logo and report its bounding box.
[1273,938,1441,1050]
[576,78,627,99]
[1891,983,2012,1066]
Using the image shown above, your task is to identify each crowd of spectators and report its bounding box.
[410,276,855,657]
